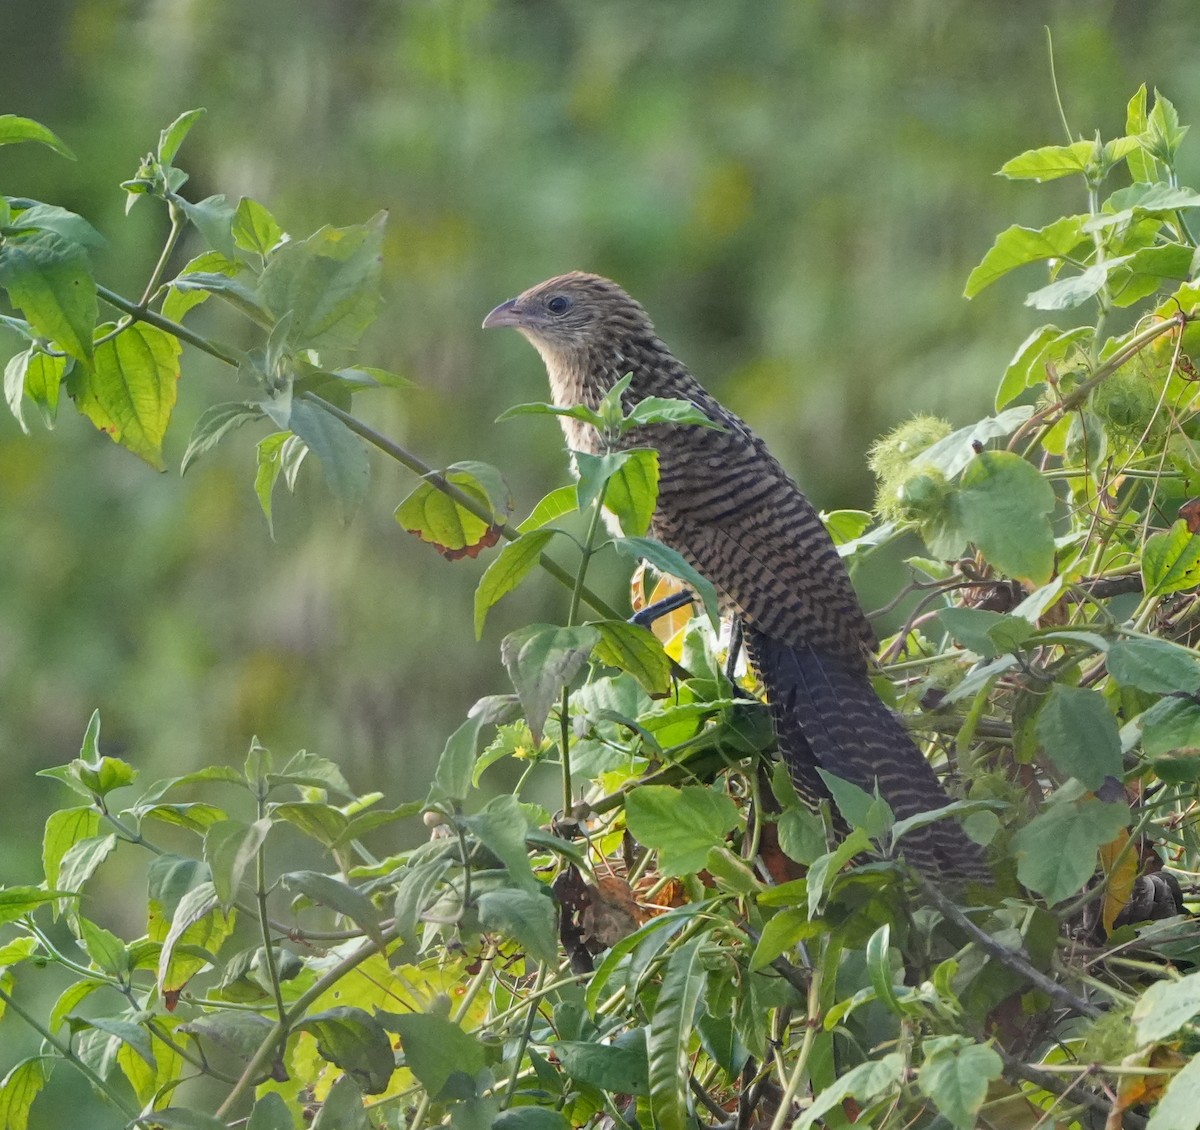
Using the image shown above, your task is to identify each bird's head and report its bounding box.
[482,272,652,362]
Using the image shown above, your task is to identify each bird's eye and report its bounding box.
[546,295,572,315]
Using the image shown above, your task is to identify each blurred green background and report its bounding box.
[2,1,1197,881]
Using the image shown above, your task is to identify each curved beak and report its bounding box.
[482,297,521,329]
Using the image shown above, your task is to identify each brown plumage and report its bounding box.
[483,271,987,881]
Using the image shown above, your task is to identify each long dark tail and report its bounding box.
[743,629,989,881]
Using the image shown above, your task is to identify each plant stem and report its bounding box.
[141,200,187,306]
[97,284,242,366]
[557,478,611,813]
[767,965,823,1130]
[501,962,550,1108]
[305,392,626,623]
[254,788,290,1056]
[1008,313,1186,452]
[215,930,394,1119]
[95,283,629,624]
[0,984,139,1120]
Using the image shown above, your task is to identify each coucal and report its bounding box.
[483,272,987,880]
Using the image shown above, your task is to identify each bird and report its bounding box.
[482,271,988,881]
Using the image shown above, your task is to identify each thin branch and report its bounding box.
[914,875,1101,1018]
[995,1044,1147,1130]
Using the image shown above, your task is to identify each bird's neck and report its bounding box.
[538,334,689,411]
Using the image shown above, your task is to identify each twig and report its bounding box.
[995,1044,1147,1130]
[914,875,1101,1018]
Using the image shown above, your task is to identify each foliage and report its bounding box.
[5,85,1200,1129]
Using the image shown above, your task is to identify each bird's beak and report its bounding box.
[482,297,522,329]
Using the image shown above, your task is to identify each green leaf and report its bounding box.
[776,806,827,865]
[0,1057,52,1130]
[822,509,873,545]
[0,230,96,367]
[1109,638,1200,695]
[592,619,673,696]
[1110,244,1195,307]
[246,1092,294,1130]
[575,450,630,512]
[167,269,272,325]
[311,1074,371,1130]
[180,1010,275,1062]
[865,924,905,1017]
[936,607,1032,659]
[994,325,1090,410]
[1126,86,1155,182]
[157,880,223,991]
[393,855,451,943]
[1035,684,1123,789]
[157,108,206,165]
[21,349,66,428]
[463,795,538,892]
[797,1053,905,1130]
[395,464,506,560]
[258,212,385,352]
[497,400,604,429]
[6,203,105,249]
[623,395,722,430]
[964,216,1087,297]
[71,322,180,469]
[178,194,236,259]
[473,529,555,638]
[281,871,385,950]
[918,1038,1004,1130]
[749,907,822,971]
[518,484,579,533]
[493,1109,571,1130]
[1024,259,1129,311]
[500,624,599,742]
[625,785,739,876]
[82,1015,155,1068]
[268,748,353,794]
[1013,797,1129,905]
[181,401,264,474]
[555,1034,649,1095]
[1147,1051,1200,1130]
[41,806,100,893]
[915,407,1033,479]
[1143,520,1200,597]
[1147,89,1190,163]
[647,938,706,1130]
[475,887,558,964]
[998,141,1095,181]
[604,448,660,536]
[0,115,74,157]
[254,431,305,534]
[377,1011,486,1100]
[232,197,284,257]
[161,250,240,322]
[1133,973,1200,1044]
[584,903,707,1013]
[1143,699,1200,761]
[284,398,370,522]
[56,835,117,909]
[0,887,71,927]
[806,828,874,917]
[957,451,1055,584]
[614,536,720,624]
[133,801,225,835]
[296,1006,395,1094]
[0,938,38,974]
[816,771,887,835]
[429,715,484,804]
[204,819,270,912]
[77,917,129,976]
